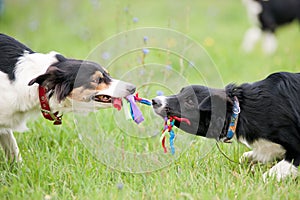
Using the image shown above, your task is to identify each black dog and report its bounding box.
[242,0,300,54]
[152,72,300,181]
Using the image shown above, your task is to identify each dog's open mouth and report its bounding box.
[93,95,122,111]
[93,95,112,103]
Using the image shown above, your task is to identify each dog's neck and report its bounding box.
[17,51,72,123]
[1,52,67,131]
[219,96,240,142]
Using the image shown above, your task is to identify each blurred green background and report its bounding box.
[1,0,299,83]
[0,0,299,199]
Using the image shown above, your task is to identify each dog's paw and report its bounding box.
[7,153,22,163]
[239,151,254,163]
[262,160,298,182]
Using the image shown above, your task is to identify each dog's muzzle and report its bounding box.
[152,96,168,116]
[152,97,163,109]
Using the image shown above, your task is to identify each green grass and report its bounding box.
[1,0,300,199]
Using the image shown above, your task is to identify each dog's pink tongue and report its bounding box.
[113,98,122,111]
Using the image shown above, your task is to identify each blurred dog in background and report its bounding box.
[242,0,300,54]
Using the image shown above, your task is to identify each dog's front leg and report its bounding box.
[263,160,298,182]
[239,139,286,164]
[0,129,22,162]
[239,150,283,164]
[239,151,256,163]
[262,31,277,55]
[242,27,262,53]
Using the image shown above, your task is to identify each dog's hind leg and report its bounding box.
[0,129,22,162]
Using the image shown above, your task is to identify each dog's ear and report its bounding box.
[28,73,50,86]
[28,66,61,87]
[55,54,67,62]
[199,92,232,112]
[28,66,72,102]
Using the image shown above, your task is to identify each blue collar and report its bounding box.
[222,96,240,143]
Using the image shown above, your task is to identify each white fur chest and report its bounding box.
[0,72,40,131]
[0,51,59,132]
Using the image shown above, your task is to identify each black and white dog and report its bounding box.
[152,72,300,181]
[242,0,300,54]
[0,33,135,162]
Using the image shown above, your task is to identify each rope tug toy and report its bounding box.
[160,116,191,154]
[125,93,191,154]
[125,93,151,124]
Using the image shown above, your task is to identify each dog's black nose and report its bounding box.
[127,84,136,94]
[152,98,162,108]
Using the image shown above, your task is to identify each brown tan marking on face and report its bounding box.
[68,71,110,102]
[90,71,110,91]
[69,86,95,102]
[93,71,104,79]
[95,82,109,91]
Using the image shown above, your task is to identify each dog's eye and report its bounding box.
[92,79,98,83]
[187,99,193,105]
[184,98,195,109]
[92,78,103,84]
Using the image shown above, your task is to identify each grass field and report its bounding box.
[1,0,300,199]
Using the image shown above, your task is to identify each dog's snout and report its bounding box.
[127,84,136,94]
[152,98,162,108]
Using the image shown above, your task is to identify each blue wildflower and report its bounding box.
[133,17,139,23]
[165,65,172,70]
[102,52,110,60]
[142,48,149,55]
[156,90,164,96]
[143,36,148,43]
[117,183,124,190]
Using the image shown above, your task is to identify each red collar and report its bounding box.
[38,86,62,125]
